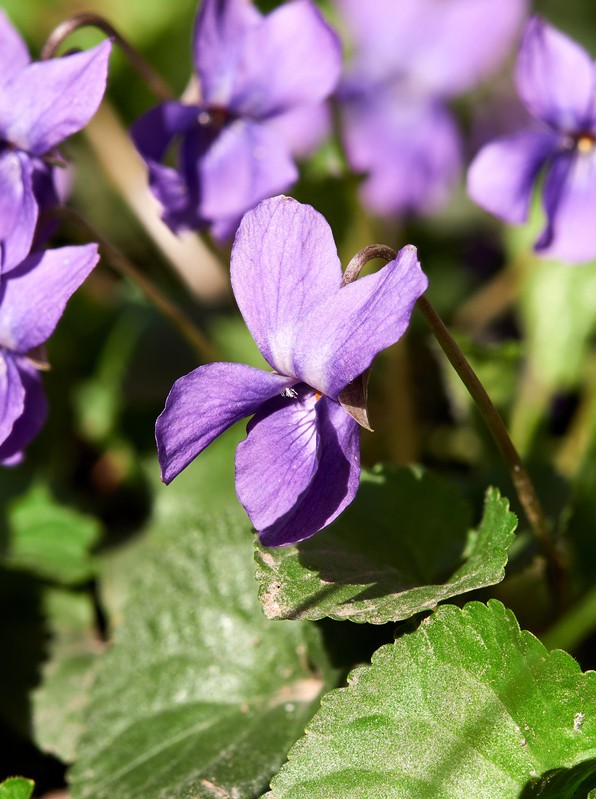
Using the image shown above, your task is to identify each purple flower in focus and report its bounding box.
[335,0,527,218]
[0,11,111,273]
[468,17,596,263]
[156,196,428,546]
[0,239,99,464]
[132,0,341,241]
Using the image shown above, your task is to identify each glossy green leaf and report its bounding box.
[6,485,101,585]
[255,466,516,623]
[0,778,34,799]
[265,601,596,799]
[69,454,336,799]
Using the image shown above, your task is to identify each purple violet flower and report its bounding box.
[132,0,341,241]
[0,240,99,464]
[156,196,428,546]
[468,17,596,263]
[0,11,111,273]
[335,0,527,218]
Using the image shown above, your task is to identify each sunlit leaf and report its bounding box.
[256,466,516,623]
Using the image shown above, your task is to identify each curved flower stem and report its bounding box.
[40,13,174,102]
[45,206,219,363]
[347,244,568,610]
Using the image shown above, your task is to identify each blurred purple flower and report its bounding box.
[335,0,527,217]
[156,196,428,546]
[468,17,596,263]
[0,11,111,274]
[0,240,99,464]
[132,0,341,241]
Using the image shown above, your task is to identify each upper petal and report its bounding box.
[195,0,340,118]
[193,0,262,107]
[225,0,341,118]
[0,244,99,352]
[516,17,596,131]
[231,196,343,373]
[0,349,25,447]
[0,11,30,87]
[535,147,596,264]
[337,0,526,95]
[0,355,47,465]
[198,120,298,220]
[155,362,296,484]
[235,386,319,532]
[0,40,111,155]
[291,245,428,398]
[254,396,360,547]
[467,128,557,224]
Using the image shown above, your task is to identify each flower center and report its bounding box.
[197,106,231,130]
[575,133,595,154]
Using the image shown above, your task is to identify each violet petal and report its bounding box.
[155,362,297,484]
[467,128,557,224]
[235,387,319,532]
[193,0,261,108]
[342,91,462,216]
[536,148,596,263]
[226,0,341,119]
[230,196,343,374]
[0,244,99,352]
[516,17,596,131]
[198,119,298,220]
[0,10,30,87]
[0,151,37,273]
[0,40,111,155]
[291,245,428,399]
[0,349,25,446]
[256,396,360,547]
[0,355,47,464]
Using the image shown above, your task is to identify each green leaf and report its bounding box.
[0,778,34,799]
[265,601,596,799]
[32,589,102,762]
[69,455,336,799]
[255,466,516,623]
[5,485,101,585]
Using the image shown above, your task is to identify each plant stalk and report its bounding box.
[347,244,568,609]
[40,13,174,102]
[46,206,219,363]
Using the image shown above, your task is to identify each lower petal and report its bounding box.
[0,356,47,465]
[0,151,37,273]
[467,129,557,224]
[199,119,297,219]
[0,349,25,446]
[155,362,296,484]
[235,387,320,532]
[250,396,361,547]
[536,149,596,264]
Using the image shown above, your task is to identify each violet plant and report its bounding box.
[2,3,596,799]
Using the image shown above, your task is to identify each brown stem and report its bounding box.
[45,206,219,363]
[349,244,568,609]
[40,13,174,102]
